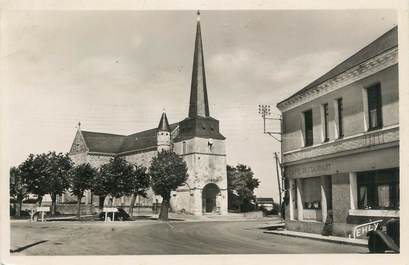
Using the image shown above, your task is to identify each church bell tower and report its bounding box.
[171,11,228,215]
[157,111,171,152]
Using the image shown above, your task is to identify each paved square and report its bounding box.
[10,219,368,255]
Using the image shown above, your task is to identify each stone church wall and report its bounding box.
[123,150,157,168]
[122,150,162,206]
[173,137,228,214]
[174,138,227,189]
[87,154,114,168]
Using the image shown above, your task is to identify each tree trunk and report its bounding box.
[51,193,57,216]
[16,197,23,217]
[37,196,43,207]
[128,194,136,218]
[98,196,106,211]
[77,194,83,220]
[159,198,169,221]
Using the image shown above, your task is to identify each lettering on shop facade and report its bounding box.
[349,220,383,239]
[287,162,332,177]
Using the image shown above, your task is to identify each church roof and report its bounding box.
[277,26,398,108]
[119,123,178,154]
[81,123,178,154]
[81,131,126,154]
[189,11,210,118]
[157,112,171,132]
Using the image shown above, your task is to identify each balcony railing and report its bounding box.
[283,125,399,164]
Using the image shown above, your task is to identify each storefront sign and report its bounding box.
[350,220,383,239]
[287,162,331,178]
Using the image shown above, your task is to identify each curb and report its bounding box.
[264,230,367,247]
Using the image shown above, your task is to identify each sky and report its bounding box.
[1,10,397,200]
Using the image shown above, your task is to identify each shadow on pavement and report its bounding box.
[10,240,48,253]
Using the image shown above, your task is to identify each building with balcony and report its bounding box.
[276,26,398,237]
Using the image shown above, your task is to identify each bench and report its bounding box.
[103,207,118,222]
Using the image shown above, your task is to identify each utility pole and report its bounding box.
[274,152,282,207]
[258,104,284,212]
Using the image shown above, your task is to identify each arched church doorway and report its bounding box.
[202,183,220,213]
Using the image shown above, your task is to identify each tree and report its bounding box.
[46,152,73,215]
[19,152,73,215]
[19,153,51,207]
[9,166,27,217]
[227,164,260,212]
[93,157,135,210]
[92,169,110,211]
[149,150,188,221]
[70,163,97,219]
[125,164,150,218]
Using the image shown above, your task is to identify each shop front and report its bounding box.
[284,143,399,238]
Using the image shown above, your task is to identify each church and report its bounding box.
[68,12,228,215]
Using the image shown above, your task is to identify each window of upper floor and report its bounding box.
[303,109,314,147]
[366,83,383,131]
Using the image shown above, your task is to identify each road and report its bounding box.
[10,219,368,255]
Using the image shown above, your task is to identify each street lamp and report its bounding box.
[258,104,281,142]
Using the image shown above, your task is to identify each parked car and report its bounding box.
[99,208,130,221]
[367,219,399,253]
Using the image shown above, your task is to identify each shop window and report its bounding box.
[337,98,344,138]
[301,177,321,209]
[367,83,383,130]
[304,109,313,147]
[357,168,399,210]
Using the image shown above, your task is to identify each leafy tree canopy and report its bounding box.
[47,152,73,196]
[70,163,97,198]
[126,164,150,198]
[149,150,188,200]
[19,153,50,198]
[227,164,260,212]
[10,166,27,200]
[96,157,135,198]
[19,152,73,199]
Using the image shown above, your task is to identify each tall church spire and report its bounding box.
[188,10,210,118]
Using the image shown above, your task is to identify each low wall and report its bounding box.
[285,220,357,238]
[15,203,156,216]
[57,204,95,215]
[18,203,95,215]
[286,220,324,235]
